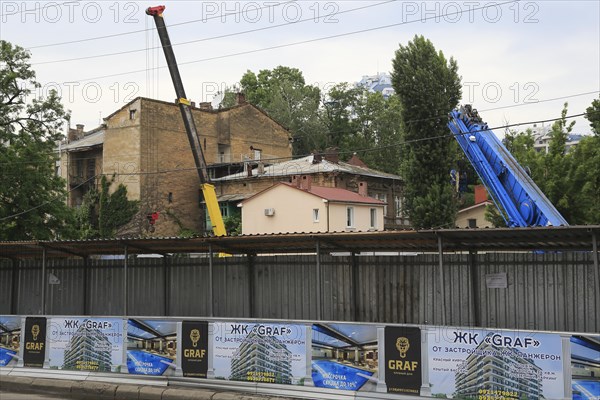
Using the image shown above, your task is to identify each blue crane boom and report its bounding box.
[448,105,569,227]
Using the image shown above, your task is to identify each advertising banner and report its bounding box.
[47,317,123,372]
[385,326,421,395]
[126,319,177,376]
[0,316,21,367]
[570,335,600,400]
[212,322,306,385]
[429,328,564,399]
[181,321,208,378]
[311,323,378,391]
[23,317,46,368]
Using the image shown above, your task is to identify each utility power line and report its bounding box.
[1,110,594,222]
[31,1,396,66]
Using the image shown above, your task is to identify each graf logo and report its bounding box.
[484,334,540,349]
[252,325,292,336]
[190,329,200,348]
[396,337,409,358]
[31,324,40,341]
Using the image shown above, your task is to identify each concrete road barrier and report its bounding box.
[0,375,303,400]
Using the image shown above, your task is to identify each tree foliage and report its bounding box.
[239,66,325,155]
[494,100,600,225]
[323,83,403,173]
[391,35,462,228]
[74,175,139,239]
[0,40,75,240]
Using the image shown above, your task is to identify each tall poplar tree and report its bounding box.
[391,36,462,228]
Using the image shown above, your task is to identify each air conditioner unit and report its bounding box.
[264,208,275,216]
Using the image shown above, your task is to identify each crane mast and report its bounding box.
[448,105,568,227]
[146,5,226,236]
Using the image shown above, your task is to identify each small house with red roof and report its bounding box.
[238,177,385,235]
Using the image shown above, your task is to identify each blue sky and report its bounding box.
[1,1,598,137]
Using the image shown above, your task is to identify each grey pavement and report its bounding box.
[0,390,68,399]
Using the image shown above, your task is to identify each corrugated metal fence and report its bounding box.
[0,252,596,332]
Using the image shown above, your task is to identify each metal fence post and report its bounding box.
[209,245,214,317]
[247,253,255,318]
[593,232,599,332]
[123,245,128,316]
[83,256,89,315]
[437,235,446,326]
[469,251,480,327]
[11,258,19,315]
[163,255,170,316]
[41,247,47,315]
[316,240,322,320]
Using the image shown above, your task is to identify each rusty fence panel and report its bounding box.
[0,260,13,314]
[2,252,597,333]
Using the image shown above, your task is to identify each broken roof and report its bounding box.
[213,155,403,182]
[60,129,105,152]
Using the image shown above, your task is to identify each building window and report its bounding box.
[394,195,402,217]
[376,193,387,216]
[346,207,354,228]
[313,208,320,222]
[468,218,477,228]
[87,158,96,178]
[129,109,136,120]
[370,208,376,229]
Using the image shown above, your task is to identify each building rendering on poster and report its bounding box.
[0,316,21,367]
[181,321,208,378]
[570,335,600,400]
[384,326,421,395]
[429,329,564,399]
[23,317,46,368]
[212,322,306,385]
[127,319,177,376]
[311,324,379,392]
[47,318,123,372]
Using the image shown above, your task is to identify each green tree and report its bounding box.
[74,175,139,239]
[346,91,404,174]
[322,83,362,149]
[322,84,404,173]
[541,103,575,221]
[0,40,75,240]
[585,98,600,135]
[391,35,462,228]
[566,98,600,223]
[239,66,326,155]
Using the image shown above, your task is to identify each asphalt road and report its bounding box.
[0,390,67,399]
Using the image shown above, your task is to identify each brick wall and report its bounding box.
[103,98,292,237]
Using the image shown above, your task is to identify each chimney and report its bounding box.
[67,128,78,142]
[300,175,312,191]
[236,92,246,105]
[199,102,212,110]
[68,124,85,141]
[474,185,488,204]
[312,152,322,164]
[347,153,368,168]
[323,147,339,164]
[291,175,301,188]
[358,181,368,197]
